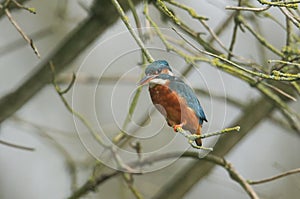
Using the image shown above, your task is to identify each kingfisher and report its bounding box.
[138,60,207,146]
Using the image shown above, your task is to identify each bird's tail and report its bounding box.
[195,125,202,146]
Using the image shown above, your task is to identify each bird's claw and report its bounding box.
[189,140,213,151]
[187,134,199,141]
[173,124,183,132]
[188,135,213,151]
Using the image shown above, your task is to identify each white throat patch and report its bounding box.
[149,78,168,85]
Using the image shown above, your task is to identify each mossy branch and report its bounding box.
[175,126,241,151]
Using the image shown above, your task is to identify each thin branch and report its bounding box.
[164,0,229,53]
[257,0,299,8]
[208,12,235,43]
[0,139,34,151]
[69,152,259,199]
[237,15,284,57]
[226,5,271,12]
[111,0,154,63]
[122,173,144,199]
[0,0,30,18]
[279,7,300,28]
[154,0,221,55]
[173,28,298,81]
[204,155,259,199]
[11,0,36,14]
[4,8,40,57]
[264,82,297,102]
[11,116,78,191]
[268,59,300,67]
[0,26,53,56]
[50,62,109,148]
[0,0,142,123]
[227,7,240,60]
[175,126,240,151]
[249,168,300,185]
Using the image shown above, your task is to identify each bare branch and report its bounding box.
[226,5,271,12]
[0,139,34,151]
[69,152,260,199]
[249,168,300,185]
[0,0,142,123]
[4,8,40,57]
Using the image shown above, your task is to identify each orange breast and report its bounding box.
[149,84,200,134]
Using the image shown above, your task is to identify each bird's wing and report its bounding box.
[169,77,207,124]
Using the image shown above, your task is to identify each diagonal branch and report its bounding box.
[0,0,30,18]
[0,0,141,124]
[4,8,40,57]
[152,97,275,199]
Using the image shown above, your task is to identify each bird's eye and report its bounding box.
[157,69,162,73]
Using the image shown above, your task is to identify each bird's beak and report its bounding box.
[137,74,158,86]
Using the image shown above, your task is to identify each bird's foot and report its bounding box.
[189,140,213,151]
[173,123,185,132]
[187,134,199,141]
[173,124,183,132]
[182,133,213,151]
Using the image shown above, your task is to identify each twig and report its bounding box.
[175,126,240,151]
[144,3,205,63]
[208,12,235,43]
[0,1,142,124]
[268,59,300,67]
[257,0,299,8]
[112,62,146,144]
[248,168,300,185]
[0,26,53,56]
[264,82,297,101]
[69,152,260,199]
[279,7,300,28]
[227,5,240,60]
[172,27,300,132]
[237,15,284,57]
[226,5,271,12]
[111,0,154,63]
[122,173,144,199]
[4,8,40,58]
[153,0,221,55]
[50,62,109,148]
[173,28,298,81]
[204,154,259,199]
[11,0,36,14]
[0,139,34,151]
[11,116,78,191]
[166,0,228,53]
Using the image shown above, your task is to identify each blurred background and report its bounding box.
[0,0,299,198]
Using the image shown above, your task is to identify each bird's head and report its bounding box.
[137,60,174,86]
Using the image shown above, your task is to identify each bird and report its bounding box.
[137,60,207,146]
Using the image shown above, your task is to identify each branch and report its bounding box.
[257,0,299,8]
[4,8,40,57]
[176,126,240,151]
[226,5,271,12]
[0,139,34,151]
[69,152,259,199]
[111,0,154,63]
[0,0,141,124]
[0,0,30,18]
[248,168,300,185]
[152,97,276,199]
[50,63,108,148]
